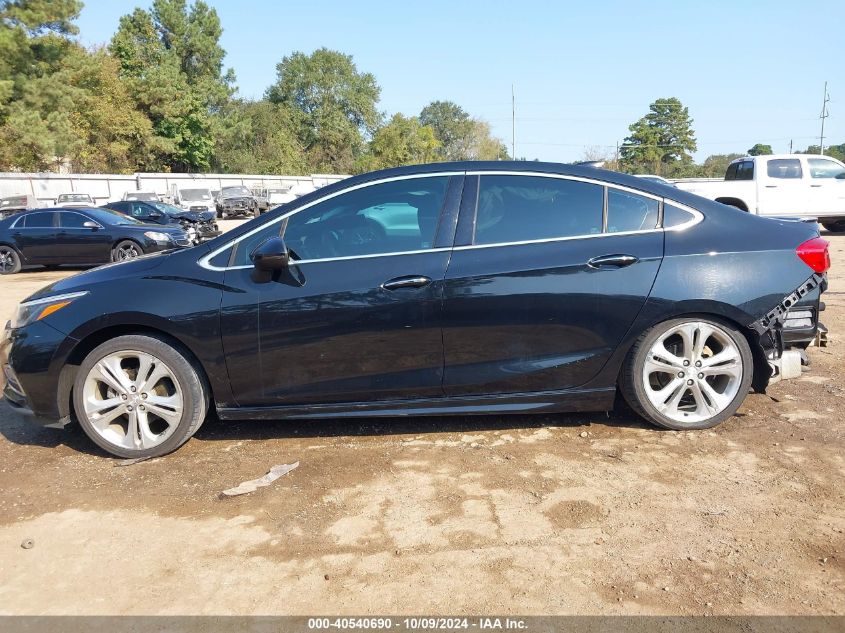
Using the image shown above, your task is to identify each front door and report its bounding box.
[442,174,664,396]
[220,174,461,406]
[57,211,112,262]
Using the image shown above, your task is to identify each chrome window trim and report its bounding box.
[198,170,704,271]
[661,201,704,232]
[466,170,665,203]
[198,172,463,271]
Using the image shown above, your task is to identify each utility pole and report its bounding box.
[511,84,515,160]
[819,81,830,155]
[789,139,793,154]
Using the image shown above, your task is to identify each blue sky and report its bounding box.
[77,0,843,163]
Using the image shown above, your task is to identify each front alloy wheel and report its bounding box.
[621,318,753,430]
[112,240,142,262]
[74,335,208,458]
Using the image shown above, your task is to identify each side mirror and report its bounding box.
[83,221,99,230]
[148,212,162,220]
[251,237,289,271]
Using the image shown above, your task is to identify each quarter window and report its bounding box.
[663,204,694,228]
[230,176,449,266]
[767,159,803,179]
[607,189,659,233]
[22,212,54,228]
[807,158,845,179]
[474,175,603,244]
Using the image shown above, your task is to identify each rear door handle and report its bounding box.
[587,254,639,269]
[765,185,777,188]
[381,275,432,290]
[810,184,822,188]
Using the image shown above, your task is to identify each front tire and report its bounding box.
[73,334,208,458]
[822,222,845,233]
[0,245,22,274]
[620,317,753,430]
[111,240,143,262]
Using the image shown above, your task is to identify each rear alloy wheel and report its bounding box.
[112,240,142,262]
[0,246,21,274]
[621,318,753,430]
[73,335,208,458]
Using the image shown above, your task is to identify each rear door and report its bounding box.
[806,157,845,217]
[441,173,664,396]
[757,158,807,217]
[12,211,58,263]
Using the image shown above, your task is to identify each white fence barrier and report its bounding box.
[0,172,350,206]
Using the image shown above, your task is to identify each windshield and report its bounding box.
[58,193,92,202]
[221,186,251,198]
[150,202,188,215]
[84,208,144,226]
[125,192,158,201]
[180,189,211,201]
[1,196,28,207]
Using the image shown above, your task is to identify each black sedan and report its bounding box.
[0,207,192,274]
[0,162,829,458]
[103,200,221,244]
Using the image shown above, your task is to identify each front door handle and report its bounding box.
[381,275,432,290]
[587,254,639,269]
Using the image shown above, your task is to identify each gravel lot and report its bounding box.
[0,221,842,615]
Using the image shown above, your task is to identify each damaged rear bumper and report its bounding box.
[749,273,826,386]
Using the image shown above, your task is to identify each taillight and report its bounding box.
[796,237,830,273]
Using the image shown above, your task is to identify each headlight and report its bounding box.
[144,231,172,242]
[11,291,88,329]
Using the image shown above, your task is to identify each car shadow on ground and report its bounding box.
[0,399,653,459]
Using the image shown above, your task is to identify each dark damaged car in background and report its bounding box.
[0,162,829,458]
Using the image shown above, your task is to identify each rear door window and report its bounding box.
[606,189,659,233]
[474,175,603,244]
[22,212,55,228]
[767,159,803,179]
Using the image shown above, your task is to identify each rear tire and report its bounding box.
[73,334,208,458]
[0,245,21,274]
[620,317,753,430]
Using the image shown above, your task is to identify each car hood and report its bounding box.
[25,253,173,303]
[170,210,215,222]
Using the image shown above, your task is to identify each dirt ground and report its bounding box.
[0,221,842,615]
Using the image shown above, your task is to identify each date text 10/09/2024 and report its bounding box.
[307,618,528,630]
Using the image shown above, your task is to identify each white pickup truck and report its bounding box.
[675,154,845,231]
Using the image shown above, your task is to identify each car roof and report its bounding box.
[317,160,680,198]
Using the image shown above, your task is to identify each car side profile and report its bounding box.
[0,162,829,458]
[0,207,192,274]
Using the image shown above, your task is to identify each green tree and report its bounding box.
[357,114,439,171]
[620,97,697,176]
[0,0,84,169]
[798,143,845,162]
[110,0,233,171]
[700,153,744,178]
[419,100,475,160]
[747,143,773,156]
[266,48,381,173]
[212,100,305,174]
